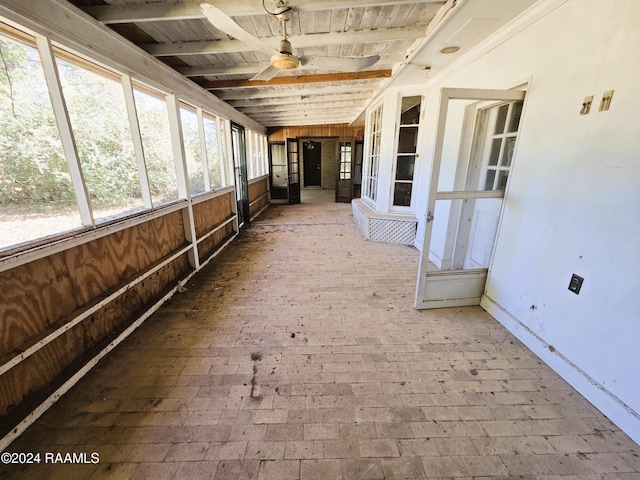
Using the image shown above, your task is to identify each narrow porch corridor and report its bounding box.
[2,201,639,479]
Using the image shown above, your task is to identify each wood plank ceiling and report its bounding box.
[68,0,447,127]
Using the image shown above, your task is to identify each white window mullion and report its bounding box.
[35,35,94,226]
[122,75,152,208]
[223,119,234,187]
[166,94,199,269]
[263,135,268,177]
[215,116,228,187]
[246,131,254,179]
[166,94,189,200]
[197,108,211,192]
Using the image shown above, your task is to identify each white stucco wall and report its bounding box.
[392,0,640,442]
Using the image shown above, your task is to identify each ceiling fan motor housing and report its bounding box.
[271,38,299,69]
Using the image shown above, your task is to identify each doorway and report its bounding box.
[231,123,249,227]
[303,140,321,187]
[414,87,526,309]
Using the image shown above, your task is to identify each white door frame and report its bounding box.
[414,87,526,309]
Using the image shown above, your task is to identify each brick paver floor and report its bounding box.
[2,193,639,479]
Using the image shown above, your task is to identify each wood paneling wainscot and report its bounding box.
[248,176,270,220]
[267,124,364,142]
[193,191,237,263]
[0,209,189,423]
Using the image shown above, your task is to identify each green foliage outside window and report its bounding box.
[0,38,75,210]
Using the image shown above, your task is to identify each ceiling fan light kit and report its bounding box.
[271,20,299,70]
[272,51,299,70]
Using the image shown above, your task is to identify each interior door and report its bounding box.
[335,139,353,203]
[459,101,524,270]
[231,123,249,226]
[303,140,321,187]
[286,138,300,204]
[415,88,526,309]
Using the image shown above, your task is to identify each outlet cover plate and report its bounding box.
[568,274,584,294]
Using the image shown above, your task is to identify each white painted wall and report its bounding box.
[395,0,640,442]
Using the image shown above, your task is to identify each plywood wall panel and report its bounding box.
[0,210,185,358]
[193,192,234,238]
[81,255,189,349]
[248,178,268,203]
[0,257,78,357]
[0,326,84,418]
[248,178,269,218]
[0,209,190,423]
[198,225,235,263]
[193,192,236,263]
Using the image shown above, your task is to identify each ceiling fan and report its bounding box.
[200,3,380,81]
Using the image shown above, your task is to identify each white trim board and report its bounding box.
[481,295,640,446]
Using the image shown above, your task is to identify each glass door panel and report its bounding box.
[415,88,526,309]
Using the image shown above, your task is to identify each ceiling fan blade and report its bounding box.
[200,4,275,55]
[251,65,280,82]
[300,55,381,72]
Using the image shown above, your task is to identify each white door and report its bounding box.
[461,100,524,269]
[415,88,526,309]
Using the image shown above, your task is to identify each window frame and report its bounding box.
[0,17,262,258]
[390,94,423,211]
[362,101,383,205]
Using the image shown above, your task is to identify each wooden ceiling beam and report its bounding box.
[143,27,425,56]
[202,70,391,89]
[84,0,445,24]
[254,118,361,127]
[178,54,405,76]
[226,93,373,107]
[242,106,363,116]
[215,83,378,100]
[236,101,367,114]
[250,114,357,123]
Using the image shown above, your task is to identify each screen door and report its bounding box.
[415,88,526,309]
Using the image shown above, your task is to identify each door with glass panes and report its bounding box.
[457,100,524,270]
[286,138,300,204]
[336,139,353,203]
[415,88,526,309]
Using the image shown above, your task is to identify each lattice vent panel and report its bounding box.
[370,218,416,245]
[352,202,369,239]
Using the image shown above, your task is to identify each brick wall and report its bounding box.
[300,137,338,190]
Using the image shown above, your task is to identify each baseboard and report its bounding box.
[481,295,640,446]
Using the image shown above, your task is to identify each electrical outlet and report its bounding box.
[568,274,584,295]
[580,96,593,115]
[599,90,614,111]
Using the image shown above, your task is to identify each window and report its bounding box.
[0,21,250,254]
[247,130,257,180]
[363,103,383,202]
[203,114,222,189]
[179,105,205,195]
[56,55,142,222]
[392,96,421,207]
[133,86,178,205]
[245,130,268,181]
[482,101,523,191]
[0,29,80,249]
[339,142,352,180]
